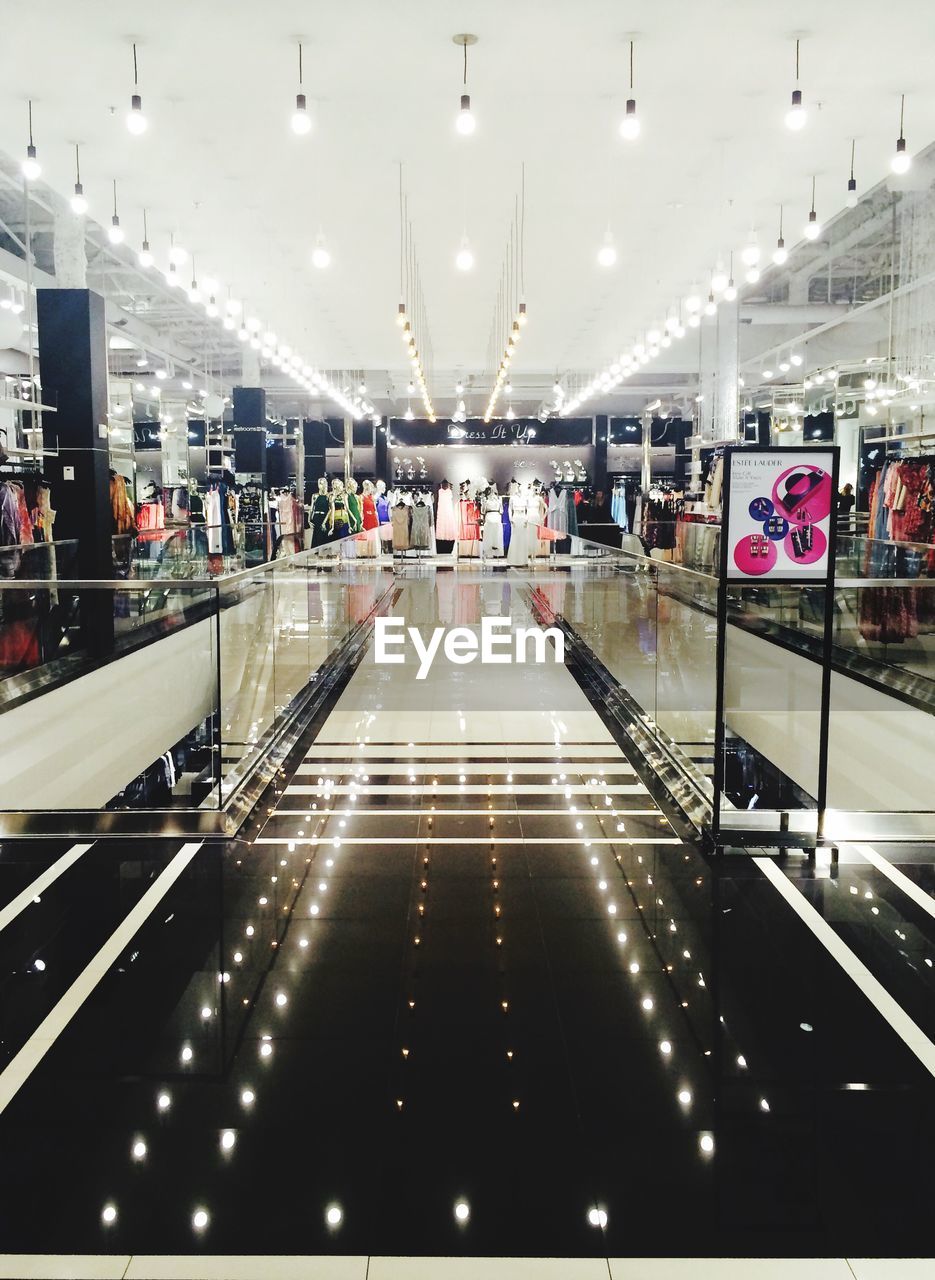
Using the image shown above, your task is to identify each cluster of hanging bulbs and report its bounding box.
[396,301,436,423]
[485,302,527,423]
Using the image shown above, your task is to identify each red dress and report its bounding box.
[362,494,379,530]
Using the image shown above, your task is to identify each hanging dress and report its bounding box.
[411,502,432,550]
[391,504,411,550]
[482,496,504,556]
[435,485,458,540]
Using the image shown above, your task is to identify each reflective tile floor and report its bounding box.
[0,573,933,1274]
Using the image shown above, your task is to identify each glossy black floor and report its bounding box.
[0,595,933,1258]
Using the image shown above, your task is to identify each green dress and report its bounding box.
[346,490,363,534]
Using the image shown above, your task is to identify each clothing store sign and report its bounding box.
[723,446,838,582]
[388,418,594,448]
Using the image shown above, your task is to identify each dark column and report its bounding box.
[374,418,388,483]
[38,289,111,578]
[38,288,114,654]
[232,386,267,482]
[302,420,328,504]
[593,415,609,491]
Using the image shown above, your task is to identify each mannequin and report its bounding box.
[359,479,380,557]
[310,477,330,547]
[481,484,504,558]
[435,478,457,544]
[507,480,533,566]
[328,478,350,539]
[345,477,363,534]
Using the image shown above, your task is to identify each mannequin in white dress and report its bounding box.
[507,481,533,566]
[481,485,504,557]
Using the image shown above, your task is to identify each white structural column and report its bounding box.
[699,298,740,443]
[241,345,261,385]
[52,208,87,289]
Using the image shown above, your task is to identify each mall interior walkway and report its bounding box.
[0,572,933,1276]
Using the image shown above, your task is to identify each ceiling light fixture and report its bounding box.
[454,34,477,135]
[456,234,474,272]
[21,101,41,181]
[597,228,617,268]
[291,43,313,135]
[108,180,125,244]
[311,232,331,269]
[723,252,738,302]
[711,261,728,293]
[772,205,788,265]
[785,38,806,131]
[892,94,911,174]
[127,43,148,134]
[137,209,154,267]
[803,175,821,240]
[846,139,858,208]
[619,39,641,140]
[70,144,87,214]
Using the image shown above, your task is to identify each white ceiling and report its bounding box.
[2,0,935,405]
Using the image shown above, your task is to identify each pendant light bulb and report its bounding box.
[168,242,187,267]
[455,235,474,272]
[292,95,312,135]
[21,101,40,181]
[845,139,859,208]
[456,94,476,135]
[704,292,717,317]
[619,42,640,140]
[108,180,124,244]
[312,233,331,269]
[127,95,147,135]
[772,206,788,264]
[711,263,728,293]
[127,46,147,134]
[785,40,806,130]
[518,300,528,326]
[291,44,312,135]
[804,179,821,240]
[404,404,414,422]
[891,95,911,173]
[723,279,737,302]
[455,37,476,134]
[620,99,640,140]
[138,243,153,268]
[71,186,88,215]
[506,403,515,421]
[745,266,761,284]
[597,230,617,268]
[741,239,760,268]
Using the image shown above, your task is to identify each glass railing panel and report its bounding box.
[0,579,221,810]
[217,567,276,785]
[0,539,80,582]
[654,561,719,791]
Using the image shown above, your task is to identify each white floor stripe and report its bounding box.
[285,784,648,796]
[848,843,935,921]
[269,807,662,818]
[293,763,637,776]
[755,856,935,1079]
[0,843,93,935]
[256,836,678,846]
[0,842,203,1117]
[0,1258,929,1280]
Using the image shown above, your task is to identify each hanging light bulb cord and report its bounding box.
[463,40,468,87]
[298,42,304,88]
[27,99,34,147]
[75,143,81,184]
[133,42,139,87]
[629,40,634,91]
[112,178,118,218]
